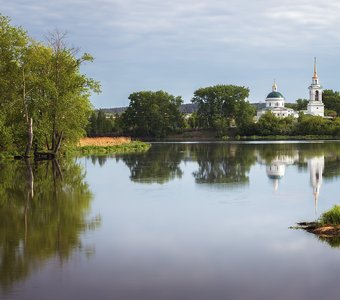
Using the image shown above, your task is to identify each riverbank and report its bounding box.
[294,222,340,237]
[146,129,340,142]
[72,137,151,156]
[293,205,340,247]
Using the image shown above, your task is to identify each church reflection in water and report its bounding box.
[257,151,324,212]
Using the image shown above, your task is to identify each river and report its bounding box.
[1,141,340,300]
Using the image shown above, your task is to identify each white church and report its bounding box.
[256,59,325,120]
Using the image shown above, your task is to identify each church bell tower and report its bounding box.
[307,58,324,117]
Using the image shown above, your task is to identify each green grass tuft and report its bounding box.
[71,141,151,156]
[320,205,340,225]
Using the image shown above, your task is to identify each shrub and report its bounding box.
[320,205,340,225]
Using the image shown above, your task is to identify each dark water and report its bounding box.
[2,142,340,300]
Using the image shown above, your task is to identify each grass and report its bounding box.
[320,205,340,225]
[73,137,151,156]
[78,137,132,147]
[293,205,340,248]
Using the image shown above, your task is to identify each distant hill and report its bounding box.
[99,107,127,115]
[251,102,266,110]
[99,102,264,115]
[179,103,198,114]
[99,103,199,115]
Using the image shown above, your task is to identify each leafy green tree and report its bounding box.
[86,110,115,136]
[323,89,340,116]
[295,114,330,135]
[256,112,281,135]
[325,109,337,118]
[0,14,29,152]
[121,90,184,137]
[0,15,100,155]
[87,111,98,135]
[40,31,100,152]
[191,84,253,129]
[285,99,308,111]
[256,112,296,136]
[296,99,308,111]
[186,112,200,129]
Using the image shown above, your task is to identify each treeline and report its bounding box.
[87,85,255,137]
[0,14,100,156]
[88,85,340,138]
[245,89,340,137]
[251,113,340,136]
[86,110,116,136]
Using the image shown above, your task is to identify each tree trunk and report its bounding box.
[24,158,34,246]
[54,131,63,154]
[24,117,33,157]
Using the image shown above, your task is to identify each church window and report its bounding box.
[276,102,279,106]
[315,90,319,101]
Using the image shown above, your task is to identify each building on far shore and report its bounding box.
[256,59,324,120]
[304,58,325,117]
[256,81,298,120]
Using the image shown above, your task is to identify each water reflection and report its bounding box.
[0,159,100,292]
[192,143,256,185]
[255,148,324,201]
[256,148,326,212]
[257,152,298,191]
[308,156,324,212]
[115,142,340,191]
[116,144,184,184]
[318,235,340,248]
[3,142,340,300]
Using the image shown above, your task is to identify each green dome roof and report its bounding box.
[266,91,284,99]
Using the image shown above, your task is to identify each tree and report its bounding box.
[296,99,308,111]
[285,99,308,111]
[0,14,29,152]
[121,90,184,137]
[86,110,115,136]
[191,84,253,129]
[40,30,100,153]
[256,111,282,135]
[256,112,296,136]
[323,89,340,116]
[0,15,100,155]
[295,114,330,135]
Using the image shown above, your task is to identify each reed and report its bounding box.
[78,137,131,147]
[73,138,150,156]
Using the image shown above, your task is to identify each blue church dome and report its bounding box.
[266,91,284,99]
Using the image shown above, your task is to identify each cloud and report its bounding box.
[2,0,340,106]
[5,0,340,51]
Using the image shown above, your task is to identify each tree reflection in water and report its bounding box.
[111,142,340,248]
[0,159,100,292]
[192,143,256,186]
[116,143,184,184]
[117,142,340,189]
[318,236,340,248]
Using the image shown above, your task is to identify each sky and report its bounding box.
[2,0,340,108]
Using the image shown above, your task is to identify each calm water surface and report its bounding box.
[2,142,340,300]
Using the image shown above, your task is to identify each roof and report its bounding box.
[260,107,294,112]
[266,91,284,99]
